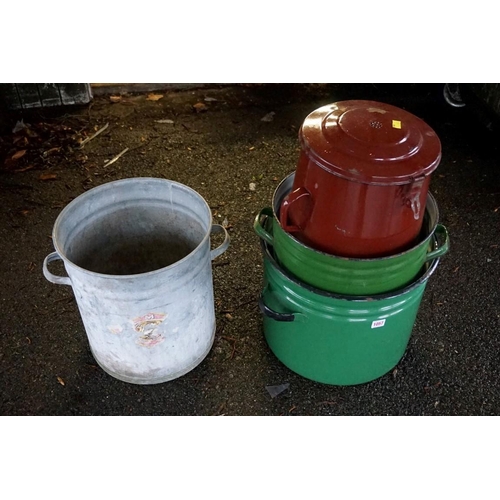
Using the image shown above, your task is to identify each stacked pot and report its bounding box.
[254,100,450,386]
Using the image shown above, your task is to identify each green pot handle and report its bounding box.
[425,224,450,262]
[253,207,274,245]
[258,289,306,323]
[259,294,295,322]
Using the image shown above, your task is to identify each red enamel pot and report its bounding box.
[280,100,442,258]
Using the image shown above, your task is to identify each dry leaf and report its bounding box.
[109,95,122,103]
[25,128,39,139]
[57,376,65,386]
[39,173,57,181]
[14,165,35,173]
[11,149,27,160]
[43,147,61,157]
[146,94,164,101]
[193,102,208,113]
[13,135,28,146]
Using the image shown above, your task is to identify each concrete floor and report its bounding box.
[1,83,499,415]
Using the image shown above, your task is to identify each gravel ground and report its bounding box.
[1,83,499,416]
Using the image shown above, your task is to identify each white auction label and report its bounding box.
[371,319,386,329]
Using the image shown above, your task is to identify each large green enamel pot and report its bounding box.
[254,173,449,296]
[259,240,440,386]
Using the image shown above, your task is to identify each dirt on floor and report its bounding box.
[1,83,500,415]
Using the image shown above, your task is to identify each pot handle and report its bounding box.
[258,294,295,322]
[425,224,450,262]
[253,207,274,245]
[43,251,72,286]
[279,186,312,233]
[210,224,230,260]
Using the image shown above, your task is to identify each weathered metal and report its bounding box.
[254,173,449,295]
[0,83,93,110]
[259,239,440,386]
[280,100,442,257]
[43,177,229,385]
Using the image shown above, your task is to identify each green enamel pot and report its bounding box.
[254,173,449,296]
[259,239,440,386]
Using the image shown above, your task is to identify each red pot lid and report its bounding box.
[299,100,442,185]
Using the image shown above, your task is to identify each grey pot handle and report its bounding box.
[210,224,230,260]
[425,224,450,262]
[43,252,72,286]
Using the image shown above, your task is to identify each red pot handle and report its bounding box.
[279,186,312,233]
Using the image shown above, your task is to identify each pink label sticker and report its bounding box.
[371,319,386,329]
